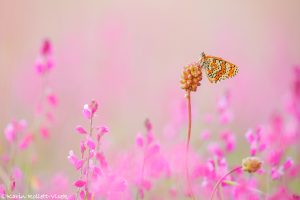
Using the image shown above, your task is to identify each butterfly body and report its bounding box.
[199,53,239,83]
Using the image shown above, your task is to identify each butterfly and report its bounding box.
[199,52,239,83]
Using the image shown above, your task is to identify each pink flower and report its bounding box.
[80,141,86,155]
[145,119,153,131]
[283,157,294,170]
[4,123,17,142]
[41,39,52,56]
[12,167,23,181]
[68,151,84,170]
[47,93,58,107]
[96,152,108,168]
[86,137,96,150]
[92,166,102,178]
[19,133,34,150]
[271,167,283,180]
[75,159,85,170]
[35,57,46,75]
[96,126,109,141]
[200,130,211,140]
[40,127,50,139]
[83,104,92,119]
[268,150,283,166]
[76,125,87,134]
[147,143,160,156]
[221,131,236,152]
[74,180,86,188]
[245,129,255,143]
[0,184,6,195]
[136,134,144,148]
[83,100,99,119]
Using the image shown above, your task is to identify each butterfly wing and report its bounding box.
[203,55,238,83]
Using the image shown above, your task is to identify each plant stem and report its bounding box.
[210,166,242,200]
[185,91,195,200]
[85,116,93,198]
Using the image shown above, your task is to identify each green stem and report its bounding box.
[185,91,195,200]
[210,166,242,200]
[85,116,93,198]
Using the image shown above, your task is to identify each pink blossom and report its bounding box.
[221,131,236,152]
[208,143,224,158]
[68,150,84,170]
[80,141,86,155]
[219,110,233,124]
[146,131,154,145]
[47,93,58,107]
[250,142,257,156]
[268,150,283,166]
[89,100,98,114]
[200,130,211,140]
[41,39,52,56]
[145,119,153,131]
[40,127,49,139]
[12,167,23,181]
[76,125,87,134]
[83,104,92,119]
[86,137,96,150]
[245,129,255,143]
[4,120,26,142]
[0,184,6,195]
[96,152,108,168]
[136,134,144,148]
[283,157,294,170]
[83,100,99,119]
[96,126,109,141]
[35,57,46,75]
[147,143,160,156]
[79,190,85,200]
[97,126,109,134]
[271,167,284,180]
[4,123,17,142]
[74,180,86,188]
[140,179,152,191]
[19,133,34,150]
[75,159,85,170]
[92,166,102,178]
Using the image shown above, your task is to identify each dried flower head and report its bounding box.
[180,62,202,93]
[242,157,262,173]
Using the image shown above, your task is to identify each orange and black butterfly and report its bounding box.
[199,52,239,83]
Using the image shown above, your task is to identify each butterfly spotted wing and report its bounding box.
[199,52,239,83]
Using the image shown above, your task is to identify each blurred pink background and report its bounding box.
[0,0,300,177]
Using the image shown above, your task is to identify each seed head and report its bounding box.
[242,157,262,173]
[180,62,202,93]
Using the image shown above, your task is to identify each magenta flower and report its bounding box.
[39,127,49,139]
[47,93,58,107]
[86,137,96,150]
[74,180,86,188]
[136,133,144,148]
[18,133,34,150]
[0,184,5,195]
[35,39,54,75]
[75,125,87,134]
[4,119,27,143]
[83,100,99,119]
[68,150,84,170]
